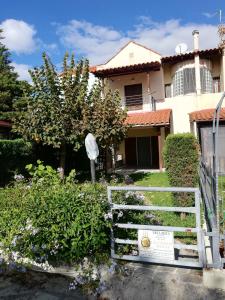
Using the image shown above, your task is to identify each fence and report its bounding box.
[107,186,206,268]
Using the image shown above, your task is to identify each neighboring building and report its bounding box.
[91,31,225,170]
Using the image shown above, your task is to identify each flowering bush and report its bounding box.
[0,162,110,264]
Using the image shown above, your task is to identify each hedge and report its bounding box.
[0,139,32,185]
[163,133,199,207]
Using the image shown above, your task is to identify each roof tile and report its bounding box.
[125,109,171,126]
[189,108,225,122]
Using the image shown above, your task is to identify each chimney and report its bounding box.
[192,30,199,51]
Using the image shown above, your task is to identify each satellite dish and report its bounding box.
[85,133,99,160]
[175,43,188,55]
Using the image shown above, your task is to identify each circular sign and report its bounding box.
[141,237,151,248]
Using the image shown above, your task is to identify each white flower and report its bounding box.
[14,174,24,181]
[104,212,112,220]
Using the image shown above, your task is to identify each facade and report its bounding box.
[91,31,225,170]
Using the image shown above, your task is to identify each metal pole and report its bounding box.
[90,159,96,183]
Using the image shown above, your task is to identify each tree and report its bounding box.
[0,29,23,121]
[86,82,128,171]
[13,52,89,178]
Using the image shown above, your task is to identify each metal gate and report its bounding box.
[107,186,206,268]
[199,91,225,269]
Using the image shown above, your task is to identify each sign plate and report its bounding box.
[138,230,174,261]
[85,133,99,160]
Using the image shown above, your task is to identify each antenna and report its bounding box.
[175,43,188,55]
[219,9,222,23]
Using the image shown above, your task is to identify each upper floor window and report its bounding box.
[165,84,171,98]
[173,67,195,96]
[172,65,213,96]
[200,67,213,93]
[124,84,143,111]
[213,77,221,93]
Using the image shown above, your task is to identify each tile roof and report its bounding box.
[0,120,11,128]
[162,48,221,64]
[189,108,225,122]
[125,109,171,126]
[90,61,161,77]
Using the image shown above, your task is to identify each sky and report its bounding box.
[1,0,225,82]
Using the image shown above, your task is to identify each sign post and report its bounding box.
[85,133,99,183]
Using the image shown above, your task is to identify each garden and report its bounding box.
[0,27,201,294]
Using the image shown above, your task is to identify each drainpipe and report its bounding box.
[192,30,201,95]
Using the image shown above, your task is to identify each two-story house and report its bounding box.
[90,30,225,170]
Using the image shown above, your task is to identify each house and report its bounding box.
[90,30,225,170]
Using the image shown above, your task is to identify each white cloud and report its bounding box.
[56,18,219,65]
[56,20,129,64]
[202,12,217,18]
[1,19,37,54]
[11,62,31,82]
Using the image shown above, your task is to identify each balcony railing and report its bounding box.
[125,94,143,111]
[125,94,156,111]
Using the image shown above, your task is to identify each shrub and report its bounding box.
[0,162,110,263]
[0,139,32,186]
[163,133,199,207]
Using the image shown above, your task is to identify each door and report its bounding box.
[137,137,151,168]
[125,138,137,167]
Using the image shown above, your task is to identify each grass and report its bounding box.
[130,172,197,244]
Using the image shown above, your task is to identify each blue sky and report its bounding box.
[1,0,225,81]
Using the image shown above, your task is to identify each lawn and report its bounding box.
[129,172,197,244]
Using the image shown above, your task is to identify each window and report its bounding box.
[172,65,213,96]
[201,67,213,93]
[165,84,171,98]
[183,68,196,94]
[124,84,143,110]
[173,69,184,96]
[213,77,221,93]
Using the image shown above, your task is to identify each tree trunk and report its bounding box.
[111,144,116,172]
[59,142,66,180]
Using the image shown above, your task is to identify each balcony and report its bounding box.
[125,94,143,111]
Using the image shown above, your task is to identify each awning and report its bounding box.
[189,108,225,122]
[125,109,171,126]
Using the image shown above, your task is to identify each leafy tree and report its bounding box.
[13,52,89,178]
[86,82,128,170]
[0,29,24,120]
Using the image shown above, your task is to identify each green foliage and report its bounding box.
[86,83,128,148]
[13,53,89,148]
[0,29,26,121]
[163,133,199,207]
[0,139,32,185]
[0,162,110,263]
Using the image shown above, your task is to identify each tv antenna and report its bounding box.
[175,43,188,55]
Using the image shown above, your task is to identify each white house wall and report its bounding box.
[157,92,223,133]
[98,42,161,70]
[107,69,164,112]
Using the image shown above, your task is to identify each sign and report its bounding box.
[85,133,99,160]
[138,230,174,261]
